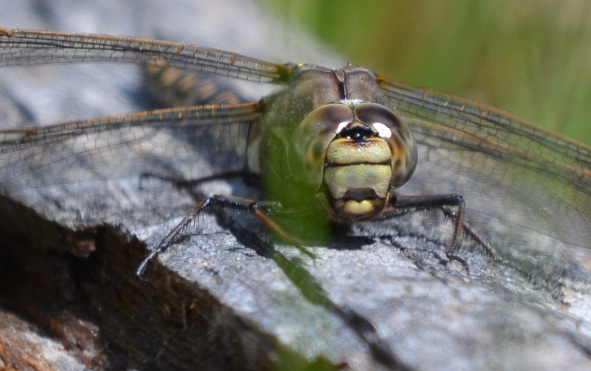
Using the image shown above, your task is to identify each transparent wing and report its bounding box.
[379,77,591,257]
[0,103,261,192]
[0,28,292,83]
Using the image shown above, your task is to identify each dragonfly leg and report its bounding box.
[136,191,315,278]
[384,194,489,272]
[212,195,316,259]
[136,196,209,277]
[440,207,497,260]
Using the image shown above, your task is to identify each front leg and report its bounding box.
[136,190,315,277]
[382,194,493,273]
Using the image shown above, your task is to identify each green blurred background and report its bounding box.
[261,0,591,146]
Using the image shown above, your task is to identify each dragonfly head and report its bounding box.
[289,102,417,221]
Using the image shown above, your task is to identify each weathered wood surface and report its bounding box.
[1,0,591,370]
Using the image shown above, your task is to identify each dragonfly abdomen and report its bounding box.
[144,62,246,107]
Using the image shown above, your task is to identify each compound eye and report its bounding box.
[305,137,326,168]
[354,103,417,188]
[289,104,356,188]
[354,103,404,139]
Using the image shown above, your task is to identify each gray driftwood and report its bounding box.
[1,1,591,370]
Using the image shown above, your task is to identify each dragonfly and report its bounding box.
[0,28,590,280]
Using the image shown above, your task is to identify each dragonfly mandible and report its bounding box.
[0,28,589,279]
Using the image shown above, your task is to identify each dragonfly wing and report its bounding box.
[0,28,293,84]
[0,103,260,194]
[379,77,591,277]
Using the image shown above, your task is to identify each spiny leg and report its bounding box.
[440,206,497,260]
[136,196,208,276]
[383,194,491,273]
[137,173,314,277]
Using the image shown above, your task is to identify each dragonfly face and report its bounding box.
[257,65,417,221]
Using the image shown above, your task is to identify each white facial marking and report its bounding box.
[372,122,392,138]
[335,121,350,134]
